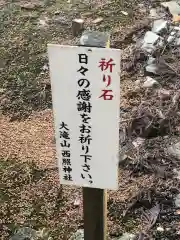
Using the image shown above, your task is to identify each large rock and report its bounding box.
[141,31,164,53]
[146,63,158,74]
[161,1,180,16]
[152,19,168,35]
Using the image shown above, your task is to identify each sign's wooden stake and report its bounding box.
[79,31,110,240]
[83,188,107,240]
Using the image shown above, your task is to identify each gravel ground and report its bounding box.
[1,0,180,239]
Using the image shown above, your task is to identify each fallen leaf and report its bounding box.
[173,15,180,22]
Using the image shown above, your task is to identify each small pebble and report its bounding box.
[39,18,48,27]
[121,11,128,16]
[175,193,180,207]
[134,80,141,86]
[175,209,180,215]
[166,228,171,231]
[157,227,164,232]
[158,89,171,100]
[132,137,145,148]
[143,76,158,88]
[146,64,158,74]
[74,198,80,207]
[149,8,159,18]
[54,10,60,15]
[92,17,103,24]
[42,64,49,71]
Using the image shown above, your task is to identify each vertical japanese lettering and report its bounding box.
[98,57,116,100]
[59,122,73,181]
[76,53,93,184]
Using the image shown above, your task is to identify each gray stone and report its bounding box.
[157,227,164,232]
[149,7,166,19]
[158,89,171,100]
[167,35,175,43]
[69,229,84,240]
[167,142,180,160]
[173,169,180,180]
[143,76,159,88]
[0,88,5,94]
[146,64,158,74]
[147,56,156,65]
[134,79,141,86]
[74,198,80,206]
[167,26,180,45]
[36,228,50,239]
[38,17,49,27]
[42,64,49,71]
[175,38,180,46]
[132,137,145,147]
[142,31,159,52]
[80,31,110,47]
[39,19,47,26]
[141,31,164,53]
[152,19,168,34]
[121,11,128,16]
[144,31,159,43]
[167,31,176,43]
[119,154,128,163]
[174,26,180,31]
[169,30,176,36]
[149,8,160,18]
[161,1,180,16]
[137,4,147,14]
[54,16,69,25]
[175,193,180,208]
[10,227,36,240]
[92,17,103,24]
[54,10,61,15]
[20,3,37,9]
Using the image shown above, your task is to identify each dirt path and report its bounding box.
[0,111,155,239]
[0,110,55,169]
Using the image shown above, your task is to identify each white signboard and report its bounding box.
[48,45,120,190]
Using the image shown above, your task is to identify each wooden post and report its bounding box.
[79,31,110,240]
[83,188,107,240]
